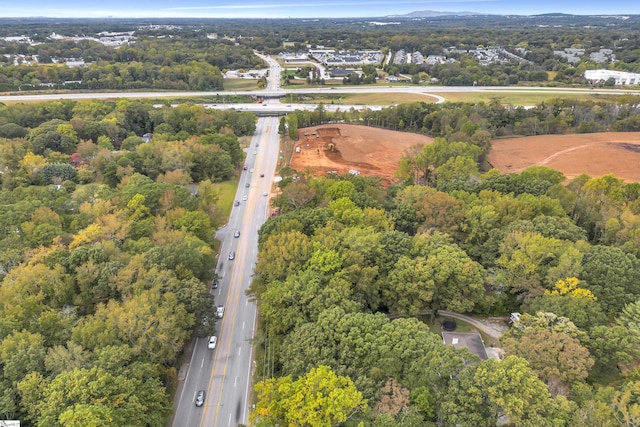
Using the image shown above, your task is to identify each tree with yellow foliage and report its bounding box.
[545,277,597,301]
[252,365,366,427]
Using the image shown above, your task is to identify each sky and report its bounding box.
[0,0,639,19]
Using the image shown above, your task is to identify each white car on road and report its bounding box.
[208,336,217,349]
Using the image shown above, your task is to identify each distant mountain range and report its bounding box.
[386,10,483,18]
[386,10,629,18]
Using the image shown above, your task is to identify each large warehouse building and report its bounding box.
[584,69,640,85]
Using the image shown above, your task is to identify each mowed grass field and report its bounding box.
[290,90,627,106]
[222,78,261,91]
[213,179,239,219]
[430,91,623,105]
[296,92,442,105]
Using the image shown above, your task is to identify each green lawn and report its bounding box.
[431,91,623,105]
[223,78,261,91]
[295,92,441,105]
[213,179,239,219]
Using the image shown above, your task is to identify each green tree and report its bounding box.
[30,131,75,155]
[24,366,169,427]
[71,289,193,365]
[496,231,572,300]
[384,255,434,315]
[329,197,365,227]
[527,294,607,330]
[123,101,151,135]
[439,356,568,427]
[581,245,640,316]
[42,162,77,184]
[286,113,299,140]
[587,325,640,375]
[255,230,314,284]
[427,244,486,312]
[618,298,640,336]
[325,180,357,201]
[0,330,46,384]
[434,155,479,190]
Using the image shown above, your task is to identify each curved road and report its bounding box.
[1,56,635,427]
[0,85,631,104]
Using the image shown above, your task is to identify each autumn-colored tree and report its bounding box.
[252,365,366,427]
[502,328,594,395]
[610,380,640,427]
[373,378,410,417]
[545,277,597,300]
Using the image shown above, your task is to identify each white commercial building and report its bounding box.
[585,69,640,85]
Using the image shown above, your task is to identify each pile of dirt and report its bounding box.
[290,124,433,183]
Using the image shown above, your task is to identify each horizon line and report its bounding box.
[0,12,635,19]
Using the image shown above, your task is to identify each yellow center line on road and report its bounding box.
[202,145,263,427]
[198,118,274,427]
[210,260,243,427]
[200,239,246,427]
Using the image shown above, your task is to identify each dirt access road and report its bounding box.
[488,132,640,182]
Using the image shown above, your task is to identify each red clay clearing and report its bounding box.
[488,132,640,182]
[290,124,433,183]
[291,126,640,184]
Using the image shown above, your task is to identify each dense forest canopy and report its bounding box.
[2,91,640,425]
[283,96,640,142]
[250,143,640,426]
[1,14,640,425]
[0,98,257,425]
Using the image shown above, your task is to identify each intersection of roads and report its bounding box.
[1,56,636,427]
[172,54,284,427]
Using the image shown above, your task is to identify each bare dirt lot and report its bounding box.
[290,124,433,183]
[488,132,640,182]
[290,127,640,184]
